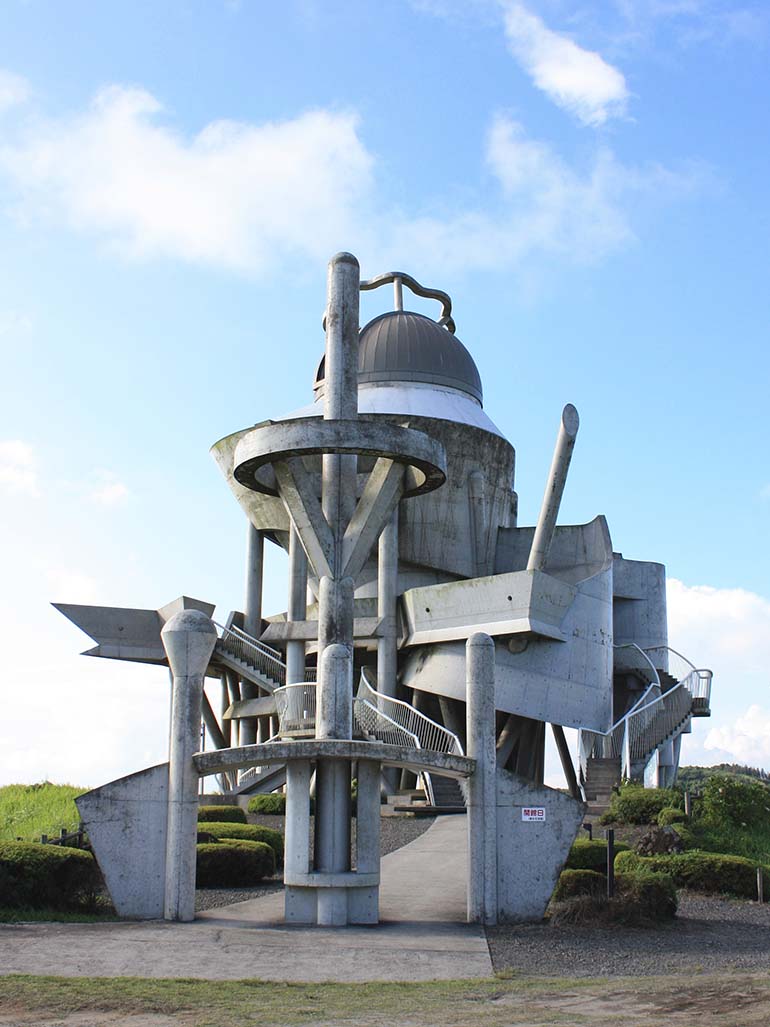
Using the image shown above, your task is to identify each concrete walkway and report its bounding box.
[0,817,493,982]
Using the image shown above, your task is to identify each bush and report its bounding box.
[615,849,770,899]
[0,842,100,910]
[566,838,629,873]
[550,871,676,925]
[658,806,687,826]
[601,783,682,825]
[553,869,605,901]
[197,805,246,824]
[247,794,285,816]
[700,775,770,829]
[616,871,677,920]
[198,821,284,863]
[196,841,275,887]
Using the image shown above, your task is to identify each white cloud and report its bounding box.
[0,439,38,495]
[500,2,629,125]
[0,70,29,114]
[0,86,374,274]
[703,704,770,767]
[89,471,129,507]
[0,80,699,280]
[668,578,770,770]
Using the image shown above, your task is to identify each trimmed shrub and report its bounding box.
[566,838,629,873]
[198,821,284,863]
[197,805,246,824]
[601,783,682,825]
[616,871,677,920]
[553,869,605,901]
[615,849,770,899]
[196,841,275,887]
[0,842,100,910]
[550,871,676,925]
[658,806,687,826]
[247,794,285,816]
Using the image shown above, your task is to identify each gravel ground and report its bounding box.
[195,813,435,912]
[487,892,770,977]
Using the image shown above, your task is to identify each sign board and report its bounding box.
[521,807,546,822]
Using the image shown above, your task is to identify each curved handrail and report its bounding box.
[273,682,316,736]
[357,668,464,757]
[613,643,661,688]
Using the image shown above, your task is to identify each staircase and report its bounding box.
[582,758,621,820]
[213,622,286,692]
[579,645,713,793]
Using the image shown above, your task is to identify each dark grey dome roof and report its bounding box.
[314,311,483,404]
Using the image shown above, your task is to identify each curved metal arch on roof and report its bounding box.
[360,271,456,334]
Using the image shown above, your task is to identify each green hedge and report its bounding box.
[247,794,286,816]
[0,842,100,910]
[197,805,246,824]
[553,869,605,901]
[550,870,676,924]
[657,806,687,826]
[196,841,275,887]
[616,870,677,920]
[198,821,284,862]
[615,850,770,899]
[601,783,683,825]
[566,838,629,873]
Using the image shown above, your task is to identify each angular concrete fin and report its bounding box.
[53,603,161,647]
[495,769,585,922]
[157,596,216,623]
[76,763,169,919]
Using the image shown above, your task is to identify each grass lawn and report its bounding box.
[0,783,84,843]
[1,974,769,1026]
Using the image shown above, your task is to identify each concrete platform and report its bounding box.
[0,817,493,982]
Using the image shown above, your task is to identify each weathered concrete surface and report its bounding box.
[75,764,169,920]
[0,818,492,982]
[495,770,584,922]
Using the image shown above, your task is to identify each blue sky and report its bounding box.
[1,0,768,787]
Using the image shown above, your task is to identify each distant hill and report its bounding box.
[678,764,770,793]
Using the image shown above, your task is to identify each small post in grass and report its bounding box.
[583,822,593,841]
[606,828,615,899]
[758,867,764,904]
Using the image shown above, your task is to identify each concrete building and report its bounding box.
[59,255,712,926]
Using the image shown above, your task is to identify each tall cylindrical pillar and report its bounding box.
[466,631,497,925]
[314,253,360,926]
[244,523,264,637]
[286,527,308,684]
[161,609,217,922]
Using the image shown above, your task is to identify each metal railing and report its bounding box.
[645,645,712,707]
[214,622,287,687]
[274,683,317,736]
[613,643,662,689]
[356,668,464,757]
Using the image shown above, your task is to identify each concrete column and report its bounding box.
[377,508,399,699]
[284,759,314,923]
[161,609,217,922]
[466,632,497,925]
[286,527,308,684]
[244,523,264,638]
[527,404,579,573]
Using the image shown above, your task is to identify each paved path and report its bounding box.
[0,817,493,982]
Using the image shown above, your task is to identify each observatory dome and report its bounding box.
[314,311,483,405]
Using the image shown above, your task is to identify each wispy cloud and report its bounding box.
[499,2,629,125]
[0,440,38,496]
[89,471,130,508]
[0,70,29,114]
[0,86,373,274]
[759,483,770,501]
[0,78,701,280]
